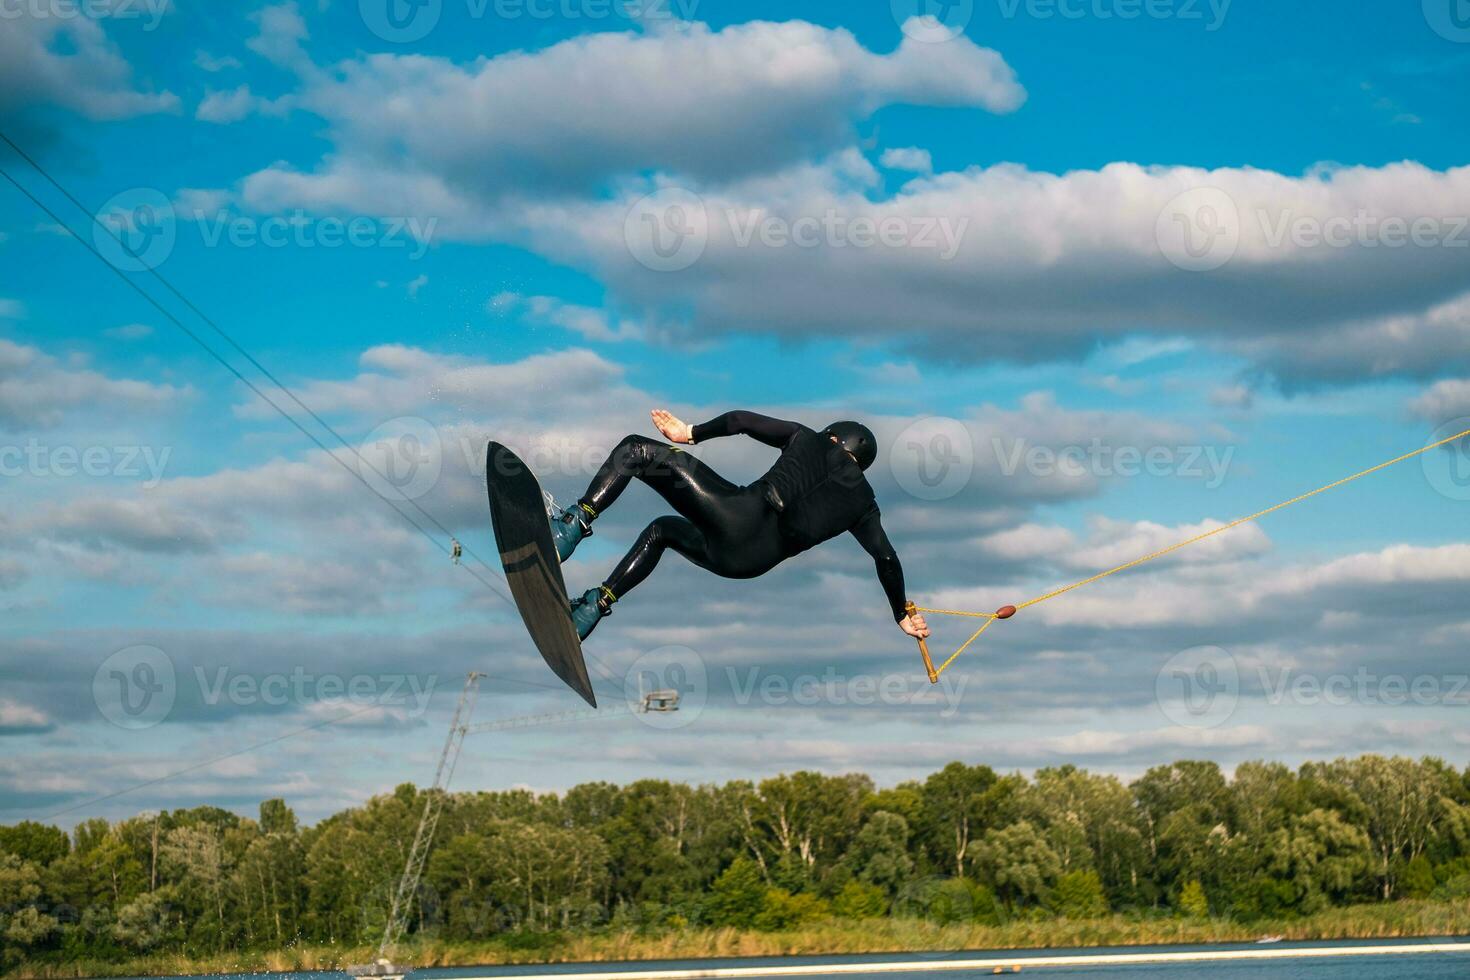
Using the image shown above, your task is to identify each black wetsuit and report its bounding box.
[579,411,909,620]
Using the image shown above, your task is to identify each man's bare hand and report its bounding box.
[900,612,930,640]
[651,409,694,444]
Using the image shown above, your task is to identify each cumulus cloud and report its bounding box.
[880,146,933,173]
[1411,377,1470,423]
[0,698,52,735]
[199,12,1470,390]
[238,18,1022,205]
[0,14,178,121]
[491,292,647,343]
[516,159,1470,386]
[0,339,186,429]
[196,85,293,124]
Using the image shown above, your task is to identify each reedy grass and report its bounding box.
[10,900,1469,980]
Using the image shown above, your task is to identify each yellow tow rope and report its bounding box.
[908,425,1470,683]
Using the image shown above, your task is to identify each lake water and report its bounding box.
[106,940,1470,980]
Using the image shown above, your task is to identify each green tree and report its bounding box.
[967,821,1062,910]
[755,888,828,931]
[706,857,766,929]
[840,812,913,895]
[1050,870,1109,919]
[1178,879,1210,918]
[831,881,886,919]
[917,763,997,877]
[0,822,69,866]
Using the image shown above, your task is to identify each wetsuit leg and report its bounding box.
[603,516,713,599]
[581,435,739,527]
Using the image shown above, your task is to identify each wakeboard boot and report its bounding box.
[550,501,596,562]
[570,585,615,641]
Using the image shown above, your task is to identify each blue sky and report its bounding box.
[2,1,1470,827]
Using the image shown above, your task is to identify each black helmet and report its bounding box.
[824,420,877,471]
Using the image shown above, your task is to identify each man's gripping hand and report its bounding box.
[651,409,694,444]
[900,610,930,640]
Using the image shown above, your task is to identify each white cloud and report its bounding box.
[197,85,293,124]
[0,697,51,734]
[195,50,243,73]
[0,14,178,120]
[103,323,154,341]
[240,18,1023,204]
[1411,377,1470,423]
[0,338,186,429]
[880,146,933,173]
[492,292,646,343]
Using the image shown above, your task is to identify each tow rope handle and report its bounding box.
[905,601,939,685]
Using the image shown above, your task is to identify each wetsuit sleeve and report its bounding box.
[850,507,909,622]
[690,411,803,449]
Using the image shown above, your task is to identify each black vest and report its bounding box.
[761,427,876,553]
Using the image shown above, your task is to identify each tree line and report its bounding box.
[2,754,1469,970]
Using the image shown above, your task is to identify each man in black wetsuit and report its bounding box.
[549,409,931,645]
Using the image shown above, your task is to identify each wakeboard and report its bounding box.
[486,441,596,706]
